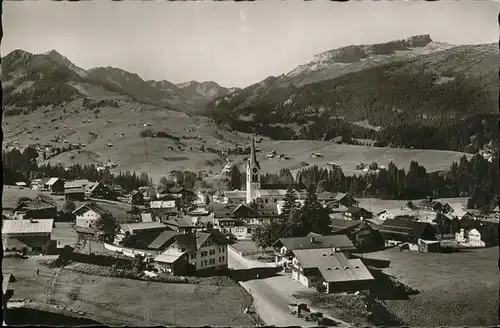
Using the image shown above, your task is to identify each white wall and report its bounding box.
[195,238,228,270]
[468,229,486,247]
[76,209,101,228]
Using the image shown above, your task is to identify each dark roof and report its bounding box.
[164,216,196,228]
[169,187,195,195]
[330,218,360,232]
[148,231,183,249]
[346,206,371,215]
[65,187,85,194]
[72,202,107,216]
[379,219,436,238]
[274,235,356,251]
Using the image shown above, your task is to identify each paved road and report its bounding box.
[228,248,308,327]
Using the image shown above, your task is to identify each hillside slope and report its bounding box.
[207,40,499,154]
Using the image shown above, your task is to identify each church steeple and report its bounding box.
[250,135,260,169]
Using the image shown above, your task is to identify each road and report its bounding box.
[228,248,308,326]
[228,247,351,327]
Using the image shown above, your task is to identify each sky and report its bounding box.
[3,1,499,88]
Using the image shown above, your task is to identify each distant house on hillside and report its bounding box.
[15,182,27,189]
[330,219,383,251]
[114,222,171,246]
[12,199,58,220]
[129,190,145,205]
[417,197,443,212]
[72,203,108,228]
[317,192,359,209]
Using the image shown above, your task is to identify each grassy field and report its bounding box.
[4,96,470,182]
[360,247,499,326]
[3,256,254,326]
[2,186,133,222]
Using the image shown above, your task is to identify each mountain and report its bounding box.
[176,80,240,100]
[207,36,499,154]
[1,49,235,113]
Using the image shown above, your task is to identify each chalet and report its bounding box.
[115,222,170,246]
[330,219,383,251]
[417,197,443,212]
[167,187,197,205]
[213,217,255,240]
[2,219,56,255]
[65,179,91,189]
[273,234,357,263]
[72,203,107,228]
[290,248,374,293]
[417,239,440,253]
[378,219,437,246]
[163,215,201,233]
[85,182,115,200]
[343,207,373,221]
[456,220,498,247]
[317,192,359,208]
[12,199,58,220]
[151,230,231,275]
[129,190,145,205]
[64,186,85,201]
[30,179,44,190]
[111,185,125,196]
[141,213,153,223]
[44,178,65,193]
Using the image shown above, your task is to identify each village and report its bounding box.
[3,136,499,326]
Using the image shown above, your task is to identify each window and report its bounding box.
[209,259,215,265]
[201,251,208,257]
[191,253,196,260]
[220,256,225,262]
[204,260,208,266]
[209,249,215,255]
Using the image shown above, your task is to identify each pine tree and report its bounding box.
[280,186,298,221]
[301,185,331,235]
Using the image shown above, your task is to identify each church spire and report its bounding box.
[250,135,260,169]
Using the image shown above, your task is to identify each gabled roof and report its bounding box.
[148,230,183,249]
[65,179,91,189]
[46,177,62,186]
[2,219,54,234]
[65,187,85,194]
[330,218,360,232]
[379,219,436,238]
[292,249,374,282]
[258,189,287,197]
[72,203,107,216]
[164,216,195,228]
[223,190,247,199]
[346,206,371,215]
[274,235,356,251]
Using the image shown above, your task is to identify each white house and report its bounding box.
[455,229,467,243]
[72,203,107,228]
[150,230,231,275]
[467,228,486,248]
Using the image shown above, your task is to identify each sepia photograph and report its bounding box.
[2,1,499,327]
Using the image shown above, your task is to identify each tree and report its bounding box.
[280,186,298,221]
[95,211,119,242]
[133,254,146,272]
[316,179,328,193]
[229,165,242,190]
[63,199,76,213]
[301,185,331,235]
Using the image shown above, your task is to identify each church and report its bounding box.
[220,136,305,205]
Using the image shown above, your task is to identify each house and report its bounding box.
[3,273,17,314]
[64,187,85,201]
[153,248,190,276]
[167,187,197,205]
[417,239,440,253]
[44,178,65,193]
[141,213,153,223]
[343,207,373,221]
[30,178,45,191]
[12,199,58,220]
[221,190,247,204]
[273,234,357,263]
[378,219,438,246]
[290,248,374,293]
[15,182,27,189]
[163,215,201,233]
[115,222,171,246]
[456,220,498,247]
[417,197,443,212]
[150,230,232,275]
[86,182,115,200]
[65,179,91,190]
[213,217,255,240]
[467,228,485,247]
[2,219,56,254]
[150,200,178,214]
[72,203,107,228]
[111,185,125,196]
[317,192,359,208]
[330,219,384,251]
[129,190,145,205]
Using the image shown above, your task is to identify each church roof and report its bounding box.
[248,135,260,170]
